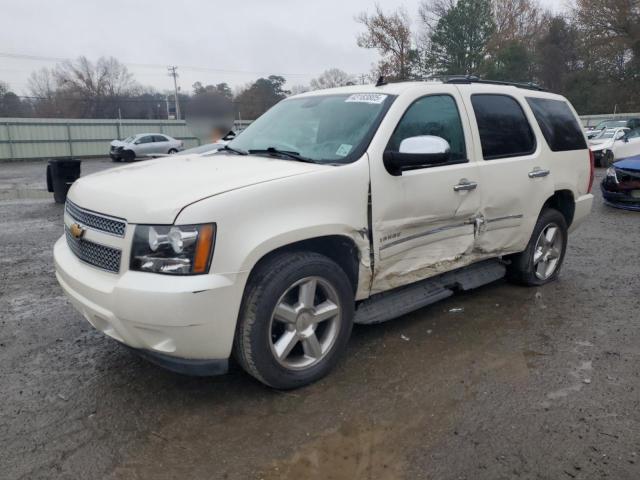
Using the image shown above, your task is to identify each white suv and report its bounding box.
[54,80,594,389]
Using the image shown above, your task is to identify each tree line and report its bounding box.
[1,0,637,119]
[356,0,640,114]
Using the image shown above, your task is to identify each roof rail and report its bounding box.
[445,75,546,92]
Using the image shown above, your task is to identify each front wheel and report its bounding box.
[234,251,354,389]
[507,208,568,286]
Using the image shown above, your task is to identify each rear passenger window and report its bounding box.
[471,94,536,160]
[387,94,467,162]
[153,135,168,142]
[526,98,587,151]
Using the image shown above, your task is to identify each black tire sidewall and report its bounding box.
[240,254,354,389]
[517,209,568,286]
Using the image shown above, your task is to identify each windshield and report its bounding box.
[596,130,617,139]
[227,93,393,163]
[122,136,136,143]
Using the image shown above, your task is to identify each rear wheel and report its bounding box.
[234,251,354,389]
[507,208,568,286]
[168,148,178,155]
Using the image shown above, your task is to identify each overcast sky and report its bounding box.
[1,0,568,96]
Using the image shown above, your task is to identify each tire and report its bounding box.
[234,251,354,389]
[168,148,178,155]
[122,150,135,162]
[507,208,568,286]
[111,156,122,163]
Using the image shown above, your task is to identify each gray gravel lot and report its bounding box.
[1,159,639,479]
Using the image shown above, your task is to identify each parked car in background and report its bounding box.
[589,127,629,167]
[109,134,184,162]
[601,154,640,211]
[590,128,640,167]
[55,80,593,389]
[585,118,640,139]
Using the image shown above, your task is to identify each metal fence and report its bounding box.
[580,113,640,127]
[0,118,204,161]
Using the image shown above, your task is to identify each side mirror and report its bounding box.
[383,135,451,176]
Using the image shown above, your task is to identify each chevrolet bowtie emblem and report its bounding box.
[70,223,85,239]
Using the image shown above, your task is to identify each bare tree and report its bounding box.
[309,69,354,90]
[356,4,416,80]
[574,0,640,59]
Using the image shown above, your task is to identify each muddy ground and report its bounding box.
[1,159,639,480]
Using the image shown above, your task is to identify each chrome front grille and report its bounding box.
[65,200,126,237]
[65,227,122,273]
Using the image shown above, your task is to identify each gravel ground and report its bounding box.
[1,159,639,480]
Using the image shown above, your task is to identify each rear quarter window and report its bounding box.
[526,98,587,152]
[471,94,536,160]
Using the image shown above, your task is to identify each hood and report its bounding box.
[589,140,612,151]
[68,153,329,224]
[614,155,640,171]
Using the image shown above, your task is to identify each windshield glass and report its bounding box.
[596,130,616,139]
[227,93,393,163]
[123,136,135,143]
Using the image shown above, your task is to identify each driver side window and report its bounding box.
[387,95,467,162]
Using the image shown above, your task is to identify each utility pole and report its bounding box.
[167,66,181,120]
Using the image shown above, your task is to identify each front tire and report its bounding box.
[234,251,354,389]
[507,208,568,286]
[122,150,135,162]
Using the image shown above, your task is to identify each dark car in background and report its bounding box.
[601,154,640,211]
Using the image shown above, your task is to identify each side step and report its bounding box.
[354,259,506,325]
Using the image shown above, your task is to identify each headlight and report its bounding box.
[130,224,215,275]
[605,167,618,183]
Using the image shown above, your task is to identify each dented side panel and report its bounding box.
[176,157,374,300]
[365,85,485,294]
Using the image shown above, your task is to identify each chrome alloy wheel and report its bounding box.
[268,276,342,370]
[533,223,564,280]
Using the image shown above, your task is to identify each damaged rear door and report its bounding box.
[368,87,482,293]
[459,90,553,255]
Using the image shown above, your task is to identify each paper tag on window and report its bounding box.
[335,144,352,157]
[345,93,387,104]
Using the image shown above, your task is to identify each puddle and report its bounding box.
[260,421,405,480]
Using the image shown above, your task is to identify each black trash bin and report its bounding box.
[47,158,81,204]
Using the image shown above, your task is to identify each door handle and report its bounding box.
[453,179,478,192]
[528,168,550,178]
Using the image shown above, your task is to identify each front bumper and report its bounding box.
[54,236,247,370]
[601,180,640,211]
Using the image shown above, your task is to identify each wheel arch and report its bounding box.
[246,235,363,296]
[543,190,575,227]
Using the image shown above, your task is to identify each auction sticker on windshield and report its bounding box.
[345,93,388,104]
[335,144,352,157]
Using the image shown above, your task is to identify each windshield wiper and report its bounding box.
[219,144,248,155]
[249,147,316,163]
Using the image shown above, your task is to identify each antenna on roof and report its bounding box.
[375,76,387,87]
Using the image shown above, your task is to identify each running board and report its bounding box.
[354,260,506,325]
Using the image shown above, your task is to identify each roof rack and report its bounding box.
[445,75,546,92]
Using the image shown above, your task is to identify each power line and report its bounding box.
[0,51,321,78]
